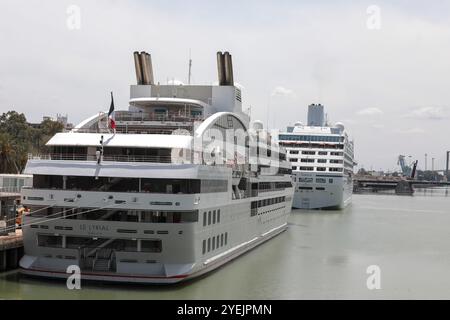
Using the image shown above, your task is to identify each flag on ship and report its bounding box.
[108,92,116,131]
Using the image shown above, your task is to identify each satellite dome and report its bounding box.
[335,122,345,132]
[294,121,303,127]
[252,120,264,130]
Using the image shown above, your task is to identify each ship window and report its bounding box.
[200,180,228,193]
[217,210,221,223]
[208,238,211,252]
[318,151,327,155]
[316,187,326,191]
[316,178,327,183]
[318,159,327,163]
[225,232,228,245]
[221,234,224,247]
[139,210,198,223]
[329,179,334,183]
[122,239,138,252]
[202,240,206,255]
[317,167,326,171]
[37,234,62,248]
[213,210,216,224]
[141,240,162,253]
[212,237,215,250]
[203,212,207,226]
[216,235,220,247]
[33,175,63,189]
[208,211,211,225]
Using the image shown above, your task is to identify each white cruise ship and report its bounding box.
[19,51,294,284]
[278,104,354,209]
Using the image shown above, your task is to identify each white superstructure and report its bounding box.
[19,51,294,284]
[278,104,354,209]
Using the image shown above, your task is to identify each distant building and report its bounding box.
[30,114,74,130]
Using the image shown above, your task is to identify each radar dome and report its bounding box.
[294,121,303,127]
[335,122,345,132]
[252,120,264,130]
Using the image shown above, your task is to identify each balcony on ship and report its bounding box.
[72,106,205,135]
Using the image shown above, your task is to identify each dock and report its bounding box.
[1,185,25,272]
[0,229,23,272]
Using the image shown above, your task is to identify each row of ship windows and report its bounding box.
[292,167,343,172]
[298,187,326,191]
[289,158,343,164]
[251,196,286,216]
[279,135,344,142]
[33,175,228,194]
[36,234,163,252]
[258,182,292,191]
[40,254,159,264]
[251,196,286,209]
[280,142,344,150]
[289,151,343,156]
[29,207,199,223]
[203,210,221,227]
[202,233,228,255]
[31,224,174,236]
[294,177,334,184]
[254,205,286,216]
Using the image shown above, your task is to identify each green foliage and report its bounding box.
[0,111,64,173]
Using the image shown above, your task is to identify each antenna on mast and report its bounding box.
[188,49,192,85]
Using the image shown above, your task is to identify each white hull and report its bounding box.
[292,172,352,210]
[19,168,294,284]
[20,223,287,284]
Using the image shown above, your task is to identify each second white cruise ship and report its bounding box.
[278,104,355,209]
[19,51,294,284]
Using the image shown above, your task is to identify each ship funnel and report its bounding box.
[133,51,143,85]
[134,51,155,85]
[224,52,234,86]
[217,51,234,86]
[307,103,325,127]
[217,52,226,85]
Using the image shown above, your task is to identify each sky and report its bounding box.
[1,0,450,171]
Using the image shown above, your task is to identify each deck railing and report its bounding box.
[115,111,204,123]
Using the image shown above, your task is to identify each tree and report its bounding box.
[0,110,64,173]
[0,111,31,173]
[357,167,368,175]
[0,133,20,173]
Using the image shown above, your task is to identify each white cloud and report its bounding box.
[356,107,384,116]
[404,106,447,120]
[271,86,295,97]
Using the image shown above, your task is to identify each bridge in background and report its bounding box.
[353,177,450,195]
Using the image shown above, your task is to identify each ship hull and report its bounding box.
[292,172,352,210]
[20,223,288,284]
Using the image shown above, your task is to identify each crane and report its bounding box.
[398,155,418,179]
